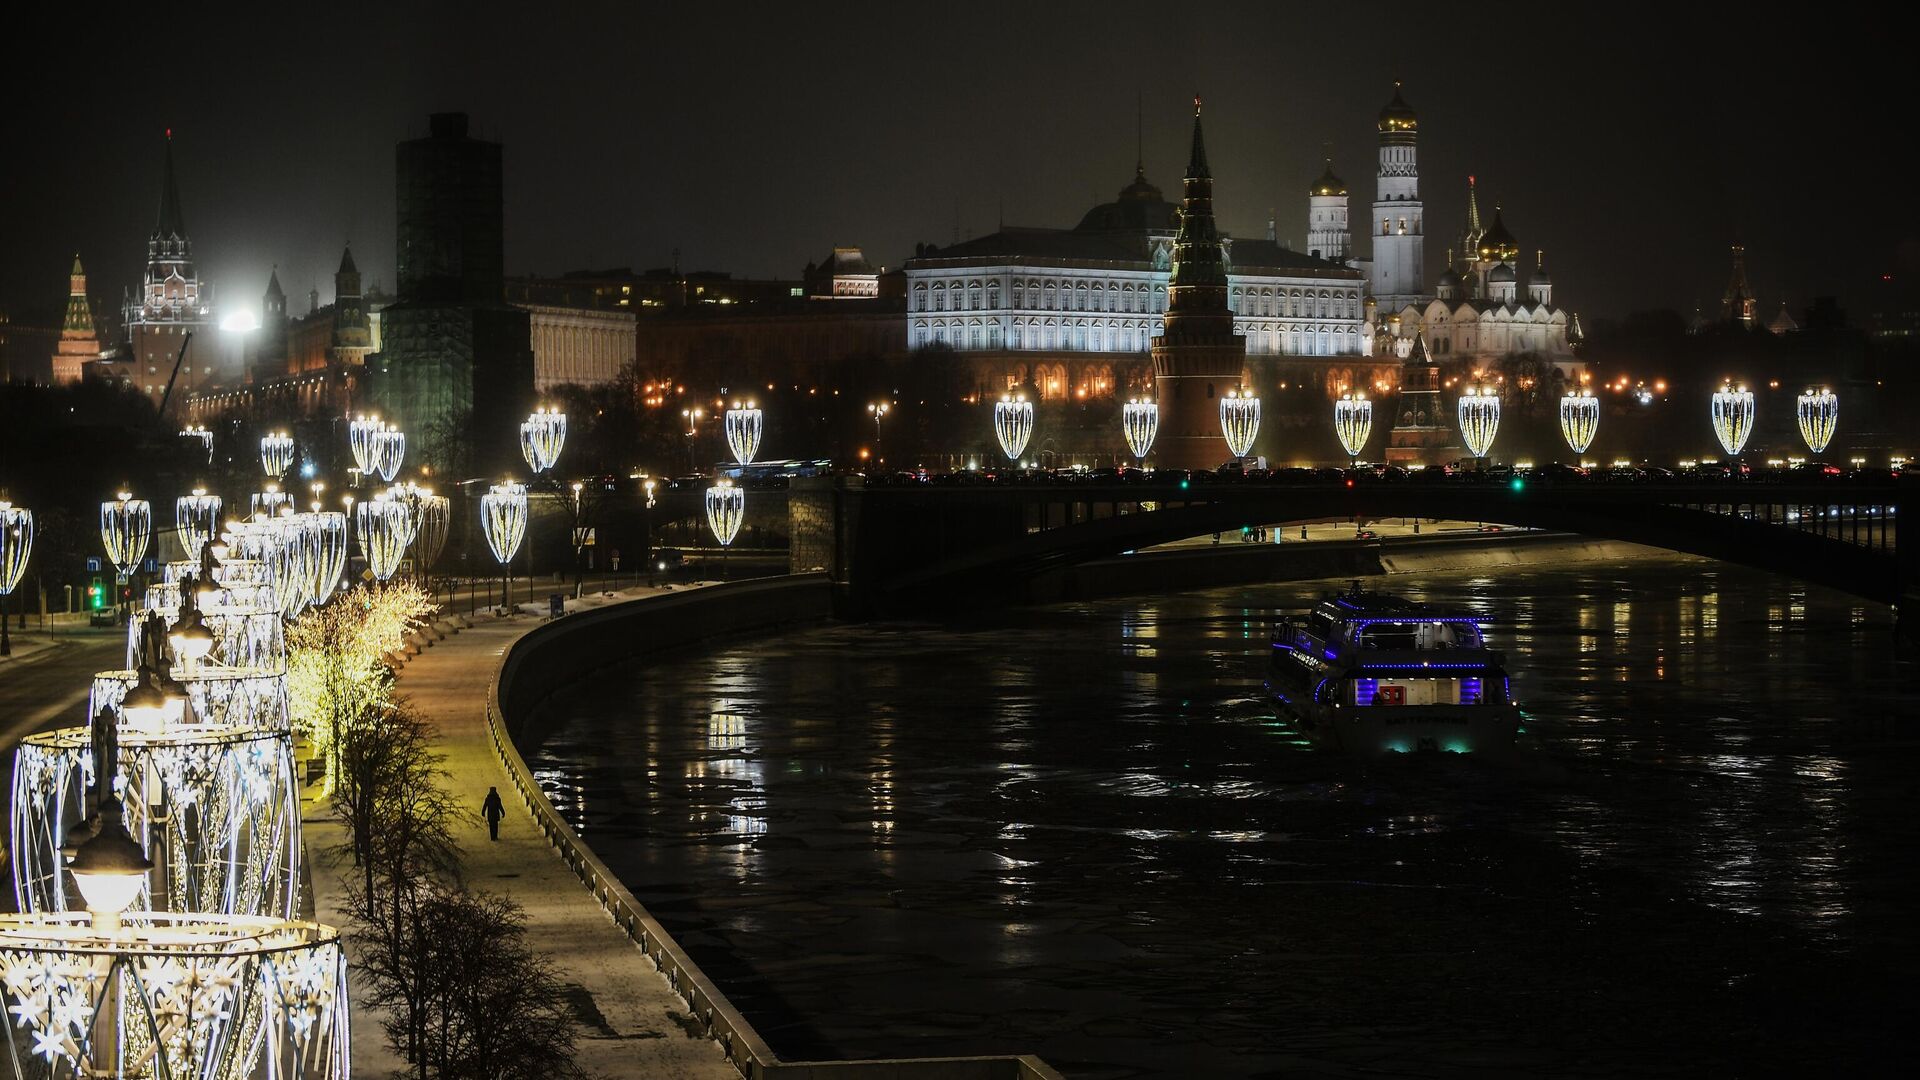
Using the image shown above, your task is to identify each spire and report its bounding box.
[1186,95,1211,180]
[338,245,358,275]
[265,265,284,298]
[63,256,95,335]
[1135,90,1144,175]
[1407,329,1432,365]
[1464,175,1483,242]
[155,129,186,240]
[70,254,84,278]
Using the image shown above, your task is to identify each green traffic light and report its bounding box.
[1510,476,1525,492]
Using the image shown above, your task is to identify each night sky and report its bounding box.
[2,3,1906,327]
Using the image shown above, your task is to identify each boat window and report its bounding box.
[1361,623,1418,649]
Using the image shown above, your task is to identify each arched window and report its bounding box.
[934,284,946,312]
[912,284,927,312]
[1044,282,1057,310]
[1011,282,1024,308]
[987,282,1000,309]
[969,283,983,310]
[1075,283,1088,311]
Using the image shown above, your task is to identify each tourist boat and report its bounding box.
[1266,584,1521,755]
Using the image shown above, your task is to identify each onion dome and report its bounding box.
[1489,263,1517,284]
[1477,206,1519,262]
[1378,83,1418,133]
[1531,249,1551,284]
[1311,160,1347,197]
[1437,265,1461,290]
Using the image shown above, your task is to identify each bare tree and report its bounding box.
[416,887,587,1080]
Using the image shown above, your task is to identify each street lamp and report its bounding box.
[370,426,406,483]
[1333,393,1372,467]
[1797,388,1838,455]
[1122,398,1157,463]
[993,394,1033,464]
[1458,386,1501,465]
[1,501,33,657]
[682,407,706,472]
[355,495,413,583]
[251,483,292,520]
[1559,390,1599,456]
[1711,383,1755,457]
[175,489,222,561]
[867,402,890,465]
[726,402,763,466]
[309,511,349,605]
[260,431,294,478]
[705,479,744,581]
[481,482,529,611]
[521,407,567,474]
[348,414,383,478]
[100,493,150,622]
[1220,387,1260,465]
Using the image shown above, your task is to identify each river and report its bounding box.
[526,557,1915,1077]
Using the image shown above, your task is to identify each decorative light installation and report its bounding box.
[993,394,1034,462]
[180,423,213,462]
[1220,387,1261,462]
[252,485,293,521]
[706,480,745,547]
[1559,390,1600,455]
[1122,398,1158,461]
[481,483,528,606]
[1796,388,1838,455]
[1711,383,1756,457]
[1334,394,1372,464]
[260,430,295,478]
[724,402,762,466]
[520,407,568,474]
[355,497,413,583]
[1,502,30,656]
[308,513,349,605]
[348,414,384,476]
[1458,386,1501,462]
[408,492,451,573]
[0,913,348,1080]
[99,493,151,582]
[370,426,406,483]
[266,514,319,615]
[174,489,222,561]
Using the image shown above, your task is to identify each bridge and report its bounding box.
[787,476,1912,620]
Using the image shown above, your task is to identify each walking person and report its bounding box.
[482,786,506,841]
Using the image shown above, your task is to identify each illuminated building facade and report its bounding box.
[903,110,1365,405]
[1367,84,1425,310]
[518,303,637,390]
[1384,331,1459,466]
[118,132,215,411]
[51,256,102,385]
[804,247,882,298]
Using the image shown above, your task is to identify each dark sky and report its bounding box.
[2,2,1907,327]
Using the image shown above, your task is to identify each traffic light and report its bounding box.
[87,578,106,610]
[1510,475,1526,492]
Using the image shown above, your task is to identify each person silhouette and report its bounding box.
[482,786,505,841]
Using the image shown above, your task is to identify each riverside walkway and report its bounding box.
[302,584,739,1078]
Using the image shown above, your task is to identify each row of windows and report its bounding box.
[913,321,1364,356]
[913,277,1361,318]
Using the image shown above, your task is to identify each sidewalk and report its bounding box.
[302,585,738,1078]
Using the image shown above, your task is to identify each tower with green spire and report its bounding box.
[1150,96,1248,469]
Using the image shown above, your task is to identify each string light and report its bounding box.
[1334,393,1372,464]
[1220,387,1261,461]
[100,493,151,582]
[724,402,763,466]
[994,394,1034,462]
[1122,398,1158,461]
[1796,388,1838,455]
[1458,386,1501,461]
[1711,383,1755,457]
[260,431,294,477]
[1559,390,1599,455]
[705,479,745,547]
[520,408,567,473]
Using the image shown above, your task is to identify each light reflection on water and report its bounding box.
[529,560,1915,1078]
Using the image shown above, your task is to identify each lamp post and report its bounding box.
[1333,393,1372,468]
[642,477,658,587]
[571,481,586,599]
[993,394,1033,465]
[100,493,151,624]
[520,408,567,474]
[867,402,890,466]
[682,407,706,473]
[0,501,32,657]
[1559,390,1599,457]
[705,479,744,581]
[1797,387,1838,456]
[1458,386,1501,466]
[1122,398,1158,464]
[260,431,295,479]
[1711,383,1756,458]
[174,489,222,562]
[370,426,406,483]
[481,482,529,613]
[726,401,763,466]
[1220,387,1261,466]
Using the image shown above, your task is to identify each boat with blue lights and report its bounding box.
[1267,585,1521,755]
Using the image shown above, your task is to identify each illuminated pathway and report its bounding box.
[302,585,738,1078]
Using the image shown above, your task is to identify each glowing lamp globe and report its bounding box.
[1559,390,1600,455]
[99,494,151,582]
[1796,388,1838,455]
[1334,394,1372,462]
[724,403,763,466]
[993,395,1034,462]
[481,483,529,566]
[1458,386,1501,461]
[1220,387,1261,461]
[706,480,746,547]
[1122,398,1158,461]
[520,408,567,473]
[1711,384,1756,457]
[65,795,152,927]
[259,431,295,477]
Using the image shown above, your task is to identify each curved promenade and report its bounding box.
[310,577,1063,1078]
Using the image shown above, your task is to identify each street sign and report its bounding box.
[572,527,596,547]
[86,557,102,572]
